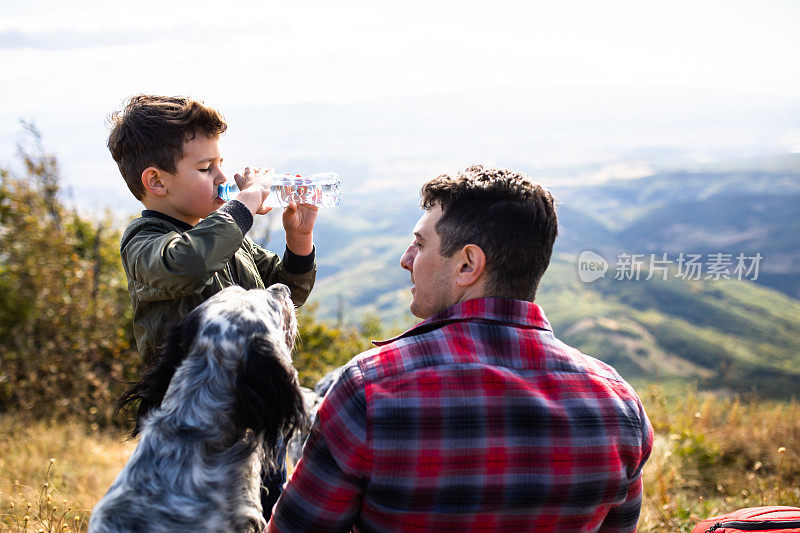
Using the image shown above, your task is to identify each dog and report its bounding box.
[89,285,307,533]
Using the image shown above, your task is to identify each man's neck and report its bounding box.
[453,281,490,305]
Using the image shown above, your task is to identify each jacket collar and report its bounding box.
[373,297,552,346]
[141,210,193,232]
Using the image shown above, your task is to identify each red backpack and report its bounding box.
[692,506,800,532]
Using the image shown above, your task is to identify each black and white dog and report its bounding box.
[89,285,307,533]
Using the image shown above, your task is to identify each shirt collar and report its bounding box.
[373,297,552,346]
[141,210,194,231]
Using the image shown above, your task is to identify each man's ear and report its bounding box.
[141,167,168,197]
[454,244,486,287]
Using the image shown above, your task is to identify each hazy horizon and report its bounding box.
[2,1,799,215]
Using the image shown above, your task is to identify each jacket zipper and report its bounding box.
[225,260,236,285]
[707,519,800,531]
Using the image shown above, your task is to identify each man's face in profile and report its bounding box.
[400,204,459,319]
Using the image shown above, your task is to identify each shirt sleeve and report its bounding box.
[599,399,654,532]
[268,363,369,532]
[122,210,244,301]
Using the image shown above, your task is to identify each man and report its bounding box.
[269,165,653,532]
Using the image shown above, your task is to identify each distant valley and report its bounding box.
[263,154,800,398]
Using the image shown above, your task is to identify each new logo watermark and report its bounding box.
[577,251,609,283]
[577,251,763,283]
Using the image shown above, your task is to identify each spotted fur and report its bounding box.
[89,285,307,533]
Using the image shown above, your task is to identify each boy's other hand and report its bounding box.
[234,167,274,215]
[283,201,318,257]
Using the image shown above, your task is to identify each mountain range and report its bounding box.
[257,154,800,398]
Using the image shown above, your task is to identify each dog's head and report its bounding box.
[119,284,306,453]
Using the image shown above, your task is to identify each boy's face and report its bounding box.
[159,135,227,226]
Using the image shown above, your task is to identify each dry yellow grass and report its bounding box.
[0,386,797,532]
[638,385,800,532]
[0,414,134,532]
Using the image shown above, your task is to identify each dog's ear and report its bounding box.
[117,316,199,438]
[234,334,308,453]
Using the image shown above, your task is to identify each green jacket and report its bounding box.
[120,203,316,364]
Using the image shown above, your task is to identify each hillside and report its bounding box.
[303,250,800,398]
[538,256,800,398]
[264,156,800,398]
[555,154,800,297]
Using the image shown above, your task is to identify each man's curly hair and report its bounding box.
[420,165,558,301]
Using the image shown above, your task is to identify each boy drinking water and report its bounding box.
[108,94,317,512]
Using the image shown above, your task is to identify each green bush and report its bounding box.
[0,125,139,427]
[294,305,386,389]
[0,124,383,424]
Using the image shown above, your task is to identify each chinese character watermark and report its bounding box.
[613,253,644,281]
[577,251,763,283]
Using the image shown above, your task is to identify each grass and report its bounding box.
[1,386,797,532]
[638,386,799,532]
[0,415,134,532]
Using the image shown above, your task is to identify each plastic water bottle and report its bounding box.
[217,172,341,208]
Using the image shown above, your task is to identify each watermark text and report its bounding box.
[578,251,763,283]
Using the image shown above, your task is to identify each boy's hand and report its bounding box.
[283,201,318,256]
[233,167,273,215]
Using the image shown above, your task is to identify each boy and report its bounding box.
[108,94,317,512]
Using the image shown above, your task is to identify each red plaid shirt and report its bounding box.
[269,298,653,532]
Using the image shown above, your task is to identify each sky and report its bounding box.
[1,0,799,212]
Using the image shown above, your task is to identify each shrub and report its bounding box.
[0,124,389,425]
[0,124,139,427]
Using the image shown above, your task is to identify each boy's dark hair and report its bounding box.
[107,95,227,200]
[420,165,558,301]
